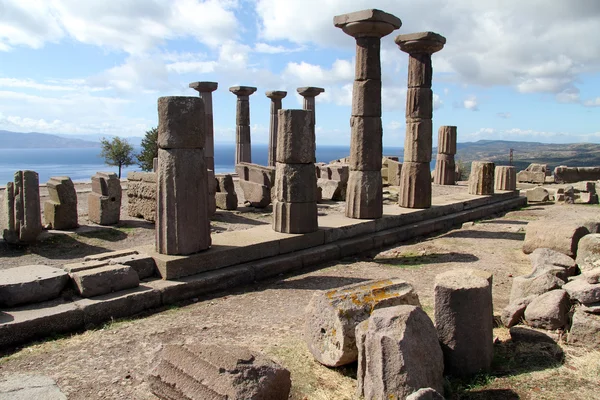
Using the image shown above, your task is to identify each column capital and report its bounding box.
[229,86,257,96]
[266,90,287,100]
[297,87,325,98]
[189,81,218,93]
[334,9,401,38]
[395,31,446,54]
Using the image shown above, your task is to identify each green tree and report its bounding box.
[137,127,158,171]
[99,136,135,178]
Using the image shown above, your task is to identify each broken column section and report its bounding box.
[88,172,122,225]
[229,86,257,165]
[495,166,517,191]
[2,170,42,243]
[396,32,446,208]
[273,109,318,234]
[469,161,495,195]
[297,87,324,129]
[266,90,287,167]
[156,96,211,255]
[433,125,456,185]
[334,9,401,219]
[44,176,78,230]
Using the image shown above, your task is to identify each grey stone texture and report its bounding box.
[276,109,315,164]
[434,153,456,186]
[0,374,67,400]
[495,166,517,191]
[274,163,318,203]
[522,218,590,256]
[230,86,257,164]
[317,178,346,201]
[554,166,600,184]
[349,116,383,170]
[333,9,402,38]
[43,176,78,230]
[501,296,536,328]
[148,344,291,400]
[576,233,600,272]
[509,273,564,304]
[108,254,156,280]
[524,289,570,329]
[406,388,446,400]
[517,163,547,184]
[70,264,139,298]
[357,305,444,400]
[345,170,383,219]
[568,308,600,348]
[3,170,43,243]
[266,90,287,167]
[434,269,493,377]
[215,174,238,210]
[156,96,211,255]
[188,81,217,170]
[468,161,495,195]
[272,200,318,234]
[529,247,577,281]
[563,279,600,305]
[399,162,432,208]
[126,171,156,222]
[0,265,69,307]
[236,163,275,208]
[297,87,324,126]
[386,158,403,186]
[396,31,445,209]
[152,157,158,172]
[304,278,420,367]
[526,186,549,202]
[88,172,122,225]
[437,125,457,155]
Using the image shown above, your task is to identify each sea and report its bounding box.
[0,144,412,184]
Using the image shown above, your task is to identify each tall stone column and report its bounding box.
[396,32,446,208]
[229,86,257,165]
[297,87,324,128]
[434,125,457,185]
[334,9,402,219]
[266,91,287,167]
[273,109,318,234]
[156,96,211,255]
[190,81,219,216]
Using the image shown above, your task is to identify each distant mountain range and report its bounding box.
[0,130,142,148]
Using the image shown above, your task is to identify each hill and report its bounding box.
[0,130,101,149]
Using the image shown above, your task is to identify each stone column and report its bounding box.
[273,109,318,234]
[156,96,211,255]
[334,9,401,219]
[495,166,517,191]
[469,161,495,195]
[433,125,457,185]
[229,86,257,165]
[396,32,446,208]
[297,87,324,128]
[3,170,42,243]
[266,91,287,167]
[190,81,219,216]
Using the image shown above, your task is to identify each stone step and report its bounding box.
[0,265,69,307]
[71,264,139,298]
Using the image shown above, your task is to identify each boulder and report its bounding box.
[523,219,590,256]
[304,278,420,367]
[526,187,549,203]
[575,234,600,272]
[357,305,444,400]
[509,272,563,304]
[524,289,570,330]
[563,279,600,304]
[509,326,560,344]
[567,308,600,348]
[501,295,536,328]
[148,344,291,400]
[0,265,69,307]
[529,248,577,281]
[406,388,446,400]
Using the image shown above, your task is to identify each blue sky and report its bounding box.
[1,0,599,147]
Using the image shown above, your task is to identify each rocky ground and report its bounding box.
[0,181,599,399]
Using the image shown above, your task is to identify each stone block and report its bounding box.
[524,289,570,329]
[495,166,517,191]
[329,165,350,183]
[563,279,600,304]
[70,264,140,298]
[272,200,318,234]
[84,249,139,261]
[357,305,444,400]
[387,159,402,186]
[157,96,205,149]
[239,180,271,208]
[399,161,431,208]
[403,119,433,163]
[405,87,433,120]
[0,265,69,307]
[108,253,156,279]
[349,116,383,171]
[88,172,121,225]
[355,36,381,80]
[522,218,590,256]
[44,176,78,229]
[509,273,563,304]
[276,109,315,164]
[468,162,495,195]
[148,344,291,400]
[501,296,536,328]
[235,163,275,186]
[333,9,402,36]
[438,125,457,155]
[62,260,108,273]
[568,308,600,348]
[526,186,549,202]
[2,182,17,243]
[215,192,238,210]
[433,154,455,185]
[405,52,433,88]
[216,174,235,193]
[304,278,420,367]
[576,234,600,272]
[529,247,577,281]
[434,269,493,377]
[345,170,383,219]
[157,148,211,255]
[274,163,318,203]
[352,79,382,117]
[317,178,346,201]
[13,170,43,242]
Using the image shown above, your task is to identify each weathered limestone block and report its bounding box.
[524,289,570,329]
[236,163,275,208]
[554,166,600,184]
[405,87,433,119]
[108,254,156,280]
[2,182,17,243]
[126,171,157,222]
[352,79,382,117]
[0,265,69,307]
[317,178,346,201]
[433,153,455,185]
[494,166,517,191]
[215,174,238,210]
[404,120,433,163]
[517,163,547,184]
[272,200,318,234]
[88,172,121,225]
[189,81,218,171]
[386,159,402,186]
[230,86,257,164]
[434,269,493,377]
[157,96,205,149]
[266,90,287,167]
[5,170,43,242]
[70,264,139,298]
[44,176,78,230]
[148,344,291,400]
[567,308,600,348]
[328,165,350,182]
[357,305,444,400]
[399,162,431,208]
[522,218,590,256]
[345,170,383,219]
[274,163,318,203]
[438,125,457,155]
[276,109,315,164]
[239,180,271,208]
[529,248,577,281]
[349,116,383,170]
[576,233,600,272]
[509,273,563,304]
[563,279,600,304]
[304,278,420,367]
[501,296,536,328]
[468,161,495,195]
[297,87,325,126]
[526,186,549,202]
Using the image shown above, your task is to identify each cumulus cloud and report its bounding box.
[463,96,479,111]
[583,97,600,107]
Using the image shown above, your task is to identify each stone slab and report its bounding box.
[71,264,140,298]
[0,375,66,400]
[108,254,157,280]
[0,265,69,307]
[62,260,109,273]
[84,249,139,262]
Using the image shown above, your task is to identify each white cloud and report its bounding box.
[433,93,443,110]
[497,112,511,119]
[463,95,479,111]
[283,59,354,86]
[584,97,600,107]
[254,43,304,54]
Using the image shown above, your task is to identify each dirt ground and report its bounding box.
[1,184,599,399]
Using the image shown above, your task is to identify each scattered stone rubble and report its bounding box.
[3,170,43,243]
[88,172,122,225]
